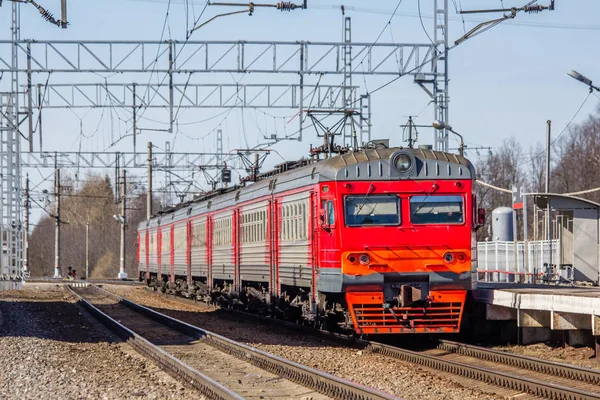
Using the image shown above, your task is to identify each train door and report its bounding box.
[170,225,175,283]
[233,209,241,292]
[318,190,339,271]
[310,191,318,302]
[268,198,280,298]
[145,231,150,280]
[157,228,162,278]
[207,215,213,289]
[186,220,192,285]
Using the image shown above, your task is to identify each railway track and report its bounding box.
[135,288,600,400]
[67,284,397,400]
[368,340,600,400]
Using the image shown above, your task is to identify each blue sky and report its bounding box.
[2,0,600,220]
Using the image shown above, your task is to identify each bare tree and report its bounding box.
[29,172,153,278]
[474,137,525,240]
[552,111,600,202]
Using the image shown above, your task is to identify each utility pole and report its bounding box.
[118,168,128,280]
[147,142,153,219]
[132,84,137,155]
[85,222,89,280]
[546,120,553,280]
[545,120,551,194]
[23,173,29,275]
[53,167,61,278]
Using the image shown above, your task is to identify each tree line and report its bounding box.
[28,173,150,278]
[474,105,600,240]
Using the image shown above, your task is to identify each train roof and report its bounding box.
[140,147,475,228]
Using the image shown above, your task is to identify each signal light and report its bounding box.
[221,168,231,183]
[359,254,370,265]
[443,252,455,263]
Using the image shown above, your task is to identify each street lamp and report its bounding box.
[432,120,466,157]
[568,70,600,92]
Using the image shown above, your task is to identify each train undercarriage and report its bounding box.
[142,273,466,335]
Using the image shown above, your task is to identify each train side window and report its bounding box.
[327,201,335,225]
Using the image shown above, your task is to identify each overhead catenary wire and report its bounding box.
[517,91,592,168]
[477,179,600,199]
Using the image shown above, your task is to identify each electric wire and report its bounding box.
[140,0,173,112]
[418,0,436,47]
[517,91,592,168]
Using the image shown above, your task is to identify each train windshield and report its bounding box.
[410,195,464,224]
[344,195,400,226]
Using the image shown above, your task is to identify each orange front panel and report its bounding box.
[341,247,471,276]
[346,290,466,334]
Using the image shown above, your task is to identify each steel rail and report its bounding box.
[139,289,600,400]
[437,340,600,385]
[66,285,243,400]
[365,341,600,400]
[76,284,398,400]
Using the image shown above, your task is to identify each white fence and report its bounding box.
[477,240,562,283]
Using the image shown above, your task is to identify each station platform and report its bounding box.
[473,282,600,354]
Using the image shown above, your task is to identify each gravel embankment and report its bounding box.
[493,342,600,370]
[0,285,204,400]
[106,285,503,400]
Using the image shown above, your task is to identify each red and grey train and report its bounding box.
[137,147,481,334]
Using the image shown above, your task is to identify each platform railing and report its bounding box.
[477,239,561,283]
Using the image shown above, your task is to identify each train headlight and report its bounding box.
[443,252,455,263]
[393,153,412,172]
[359,254,371,265]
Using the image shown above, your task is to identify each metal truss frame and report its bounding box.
[22,150,231,171]
[25,82,359,110]
[1,40,436,76]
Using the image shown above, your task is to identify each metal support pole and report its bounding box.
[433,0,449,152]
[85,221,89,279]
[168,42,174,134]
[408,117,414,148]
[546,120,552,277]
[23,174,29,275]
[523,194,529,281]
[298,43,304,142]
[37,84,43,151]
[61,0,67,28]
[133,84,137,155]
[54,168,61,278]
[545,120,551,194]
[27,42,33,153]
[118,168,128,279]
[147,142,153,219]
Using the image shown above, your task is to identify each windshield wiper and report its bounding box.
[355,183,376,214]
[412,183,439,216]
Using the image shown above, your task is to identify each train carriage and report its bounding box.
[138,147,482,335]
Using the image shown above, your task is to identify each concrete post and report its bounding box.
[85,222,89,280]
[53,168,61,278]
[118,169,128,280]
[23,174,29,275]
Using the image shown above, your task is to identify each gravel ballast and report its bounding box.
[106,285,503,400]
[0,285,204,400]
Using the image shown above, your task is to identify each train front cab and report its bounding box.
[317,149,478,335]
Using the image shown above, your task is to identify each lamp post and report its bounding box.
[432,120,466,157]
[567,70,600,92]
